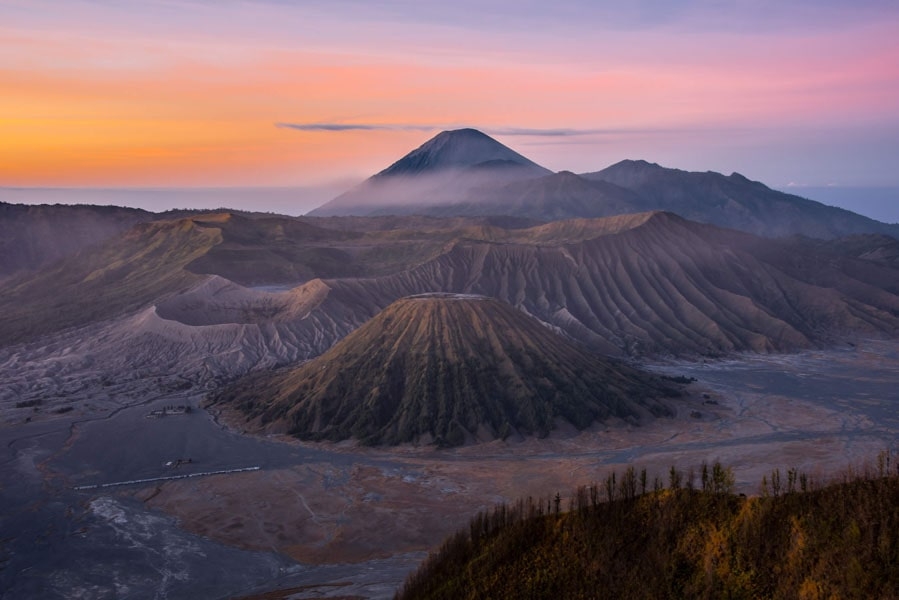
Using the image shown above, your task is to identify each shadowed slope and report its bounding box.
[813,234,899,270]
[213,295,677,446]
[320,212,899,356]
[428,171,650,221]
[0,217,221,345]
[0,202,152,280]
[584,160,899,239]
[184,213,535,286]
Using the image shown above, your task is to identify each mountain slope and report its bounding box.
[212,295,678,446]
[0,216,221,345]
[811,234,899,269]
[309,134,899,239]
[396,469,899,600]
[6,211,899,362]
[375,128,548,177]
[315,212,899,357]
[583,160,899,239]
[0,212,542,347]
[429,171,650,221]
[308,129,551,216]
[0,202,152,280]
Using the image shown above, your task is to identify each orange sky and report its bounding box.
[2,1,898,188]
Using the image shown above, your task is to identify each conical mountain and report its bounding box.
[307,129,551,217]
[215,294,678,446]
[374,128,549,177]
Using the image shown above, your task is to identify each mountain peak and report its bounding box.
[308,129,552,216]
[219,295,675,446]
[599,159,666,174]
[375,128,550,178]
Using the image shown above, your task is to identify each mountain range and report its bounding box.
[4,210,898,368]
[4,129,899,446]
[311,129,899,240]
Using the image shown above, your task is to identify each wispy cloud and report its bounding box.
[275,122,436,132]
[487,127,610,137]
[275,122,609,136]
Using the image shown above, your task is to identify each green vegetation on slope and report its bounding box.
[397,460,899,599]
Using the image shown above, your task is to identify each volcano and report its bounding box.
[307,129,551,217]
[213,294,678,446]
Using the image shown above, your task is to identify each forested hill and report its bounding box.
[396,462,899,599]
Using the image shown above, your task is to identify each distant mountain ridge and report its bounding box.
[308,129,899,240]
[582,160,899,239]
[430,171,650,220]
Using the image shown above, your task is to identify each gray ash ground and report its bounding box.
[1,338,898,599]
[0,397,420,600]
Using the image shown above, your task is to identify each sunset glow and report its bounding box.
[2,1,898,189]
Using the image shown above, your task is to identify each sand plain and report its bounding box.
[3,337,897,599]
[143,340,899,587]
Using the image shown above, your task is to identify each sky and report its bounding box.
[2,0,899,216]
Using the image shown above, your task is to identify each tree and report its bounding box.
[669,466,682,490]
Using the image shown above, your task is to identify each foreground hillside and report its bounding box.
[397,464,899,599]
[211,294,680,446]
